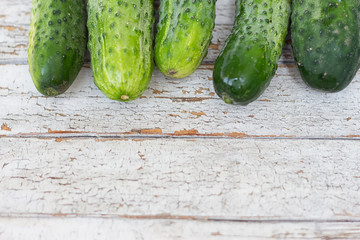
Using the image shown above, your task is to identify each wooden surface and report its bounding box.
[1,0,360,239]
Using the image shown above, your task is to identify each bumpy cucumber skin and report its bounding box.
[155,0,216,78]
[28,0,87,96]
[87,0,155,102]
[213,0,291,105]
[292,1,360,93]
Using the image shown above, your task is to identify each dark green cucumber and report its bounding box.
[87,0,155,101]
[213,0,291,105]
[28,0,87,96]
[292,1,360,92]
[155,0,216,78]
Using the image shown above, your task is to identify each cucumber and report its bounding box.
[28,0,87,96]
[87,0,155,101]
[155,0,216,78]
[291,1,360,92]
[213,0,291,105]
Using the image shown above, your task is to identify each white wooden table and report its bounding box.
[1,1,360,239]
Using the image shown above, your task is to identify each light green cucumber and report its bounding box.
[87,0,155,101]
[155,0,216,78]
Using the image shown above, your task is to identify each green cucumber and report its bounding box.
[213,0,291,105]
[87,0,155,101]
[291,1,360,92]
[155,0,216,78]
[28,0,87,96]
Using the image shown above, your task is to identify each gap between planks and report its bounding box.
[1,132,360,141]
[1,213,360,224]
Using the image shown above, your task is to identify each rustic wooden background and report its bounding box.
[1,0,360,239]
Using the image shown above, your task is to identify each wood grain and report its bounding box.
[1,65,359,138]
[1,217,360,240]
[1,137,359,220]
[1,0,360,238]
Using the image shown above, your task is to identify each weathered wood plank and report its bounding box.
[1,138,359,220]
[0,23,234,64]
[0,26,294,65]
[0,0,294,64]
[1,217,360,240]
[0,24,294,65]
[2,0,359,237]
[1,65,359,138]
[0,0,235,25]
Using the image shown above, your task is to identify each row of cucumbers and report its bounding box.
[28,0,360,105]
[28,0,215,101]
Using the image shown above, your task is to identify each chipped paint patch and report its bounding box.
[173,129,199,135]
[140,128,163,135]
[1,123,11,131]
[48,129,83,134]
[226,132,249,138]
[152,89,168,95]
[195,87,210,95]
[0,25,26,31]
[190,111,207,118]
